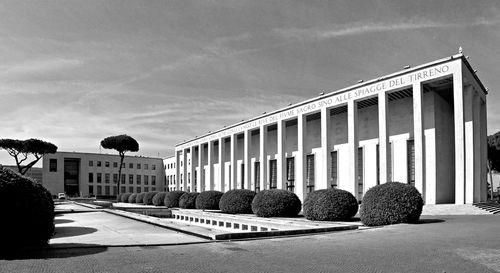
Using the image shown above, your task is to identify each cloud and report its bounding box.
[1,58,85,80]
[273,17,500,41]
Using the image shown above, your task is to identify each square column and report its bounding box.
[259,125,268,190]
[218,138,225,192]
[189,147,196,192]
[412,82,425,197]
[207,141,215,191]
[230,134,237,190]
[175,150,181,190]
[277,120,286,190]
[480,99,488,201]
[453,68,465,204]
[464,85,475,203]
[296,115,306,201]
[472,91,482,202]
[347,100,359,197]
[244,130,251,189]
[378,91,390,184]
[182,149,188,191]
[320,107,331,190]
[198,144,205,192]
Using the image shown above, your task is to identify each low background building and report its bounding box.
[0,165,43,183]
[42,151,165,197]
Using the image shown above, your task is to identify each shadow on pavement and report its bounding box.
[52,226,98,238]
[0,244,108,260]
[415,219,445,224]
[54,218,74,224]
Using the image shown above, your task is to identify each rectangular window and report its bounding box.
[136,187,141,193]
[331,151,338,188]
[408,140,415,187]
[97,173,102,183]
[121,174,126,184]
[137,175,141,185]
[49,159,57,172]
[240,164,244,189]
[255,161,261,192]
[137,163,141,169]
[113,162,118,168]
[128,186,133,193]
[105,173,110,183]
[152,176,156,185]
[145,164,148,170]
[129,163,133,169]
[105,162,110,167]
[89,160,93,167]
[144,175,149,185]
[88,185,94,196]
[97,161,101,167]
[286,157,295,192]
[121,186,126,193]
[105,186,110,195]
[358,147,364,200]
[144,187,149,192]
[113,174,118,183]
[152,165,156,170]
[269,160,277,190]
[129,174,133,184]
[88,173,94,183]
[306,154,315,194]
[97,185,102,195]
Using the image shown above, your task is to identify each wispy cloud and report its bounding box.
[0,58,85,80]
[273,17,500,41]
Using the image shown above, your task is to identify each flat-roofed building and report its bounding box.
[172,53,488,205]
[42,151,164,197]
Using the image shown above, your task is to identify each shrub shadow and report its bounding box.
[54,218,74,224]
[52,226,98,239]
[0,244,108,260]
[414,218,445,224]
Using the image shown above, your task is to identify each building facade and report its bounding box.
[172,54,488,205]
[163,156,178,192]
[42,152,165,197]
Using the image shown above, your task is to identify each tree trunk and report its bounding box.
[117,152,125,195]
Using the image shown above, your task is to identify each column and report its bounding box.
[454,67,465,204]
[480,98,488,201]
[347,100,359,196]
[412,82,425,198]
[230,134,237,190]
[277,120,286,190]
[218,138,225,192]
[198,144,205,192]
[378,91,390,184]
[175,150,181,190]
[244,130,251,189]
[320,107,331,190]
[190,146,196,192]
[207,141,214,191]
[473,91,481,202]
[259,125,268,190]
[296,115,306,201]
[182,149,188,191]
[464,85,474,203]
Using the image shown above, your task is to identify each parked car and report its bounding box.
[58,193,66,200]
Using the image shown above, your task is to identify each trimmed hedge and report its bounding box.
[152,192,167,206]
[136,192,146,204]
[0,168,54,248]
[121,193,132,203]
[195,191,223,210]
[128,193,137,203]
[219,189,256,214]
[360,182,423,226]
[251,189,302,217]
[116,193,124,202]
[143,191,159,205]
[179,192,199,209]
[303,189,358,221]
[164,191,186,208]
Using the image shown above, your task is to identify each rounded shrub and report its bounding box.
[136,192,146,204]
[143,191,159,205]
[179,192,199,209]
[251,189,302,217]
[121,193,132,203]
[164,191,186,208]
[219,189,256,214]
[360,182,423,226]
[0,168,54,249]
[116,193,124,202]
[152,192,167,206]
[127,193,137,203]
[195,190,224,210]
[303,189,358,221]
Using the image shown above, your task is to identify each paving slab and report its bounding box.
[50,211,208,247]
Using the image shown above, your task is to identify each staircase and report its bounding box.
[472,202,500,214]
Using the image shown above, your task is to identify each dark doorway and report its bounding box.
[64,158,80,196]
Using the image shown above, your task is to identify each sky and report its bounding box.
[0,0,500,167]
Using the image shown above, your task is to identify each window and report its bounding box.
[331,151,338,188]
[358,147,364,200]
[286,157,295,192]
[137,163,141,169]
[152,165,156,170]
[144,187,149,192]
[152,176,156,185]
[408,140,415,187]
[113,162,118,168]
[145,164,148,170]
[144,175,149,185]
[121,174,126,184]
[306,154,315,194]
[88,185,94,196]
[255,161,261,192]
[128,186,133,193]
[97,161,101,167]
[113,174,118,184]
[88,173,94,183]
[129,163,133,169]
[137,175,141,185]
[129,175,133,184]
[105,173,110,183]
[105,186,110,195]
[121,186,126,193]
[89,161,93,167]
[97,185,102,195]
[136,187,141,193]
[105,162,110,167]
[97,173,102,183]
[49,159,57,172]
